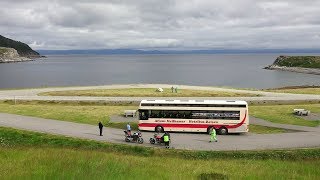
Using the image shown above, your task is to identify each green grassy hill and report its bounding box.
[272,55,320,69]
[0,35,41,58]
[1,127,320,179]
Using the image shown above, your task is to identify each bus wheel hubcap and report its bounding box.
[156,127,162,132]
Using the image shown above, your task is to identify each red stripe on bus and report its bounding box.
[139,110,247,129]
[226,110,247,128]
[139,123,209,128]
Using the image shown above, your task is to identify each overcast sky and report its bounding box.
[0,0,320,50]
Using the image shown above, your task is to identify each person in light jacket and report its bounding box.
[126,122,131,136]
[209,128,217,142]
[163,132,170,148]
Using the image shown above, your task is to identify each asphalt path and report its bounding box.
[1,113,319,151]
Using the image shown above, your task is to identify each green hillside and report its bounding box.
[0,35,40,57]
[273,55,320,69]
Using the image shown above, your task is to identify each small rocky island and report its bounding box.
[0,35,44,63]
[264,55,320,75]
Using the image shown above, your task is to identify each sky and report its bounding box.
[0,0,320,50]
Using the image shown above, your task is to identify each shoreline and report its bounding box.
[264,65,320,75]
[0,84,320,105]
[0,58,34,63]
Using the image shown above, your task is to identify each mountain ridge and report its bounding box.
[37,48,320,55]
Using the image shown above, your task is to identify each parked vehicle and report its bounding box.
[293,109,310,116]
[138,100,249,135]
[149,133,164,144]
[124,130,144,144]
[149,132,170,145]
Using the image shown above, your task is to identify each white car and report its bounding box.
[293,109,310,116]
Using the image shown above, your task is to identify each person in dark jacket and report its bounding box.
[98,121,103,136]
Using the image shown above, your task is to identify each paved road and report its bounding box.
[1,84,320,103]
[1,113,319,151]
[250,116,320,132]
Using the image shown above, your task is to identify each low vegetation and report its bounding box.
[250,104,320,127]
[273,56,320,69]
[249,125,286,134]
[39,88,260,97]
[0,47,8,54]
[0,100,137,126]
[0,127,320,179]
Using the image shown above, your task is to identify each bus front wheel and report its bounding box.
[155,126,164,133]
[218,127,228,135]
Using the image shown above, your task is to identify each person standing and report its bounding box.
[171,86,174,93]
[175,87,178,93]
[163,132,170,148]
[98,121,103,136]
[209,128,217,142]
[126,122,131,136]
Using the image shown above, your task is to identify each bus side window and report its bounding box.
[139,110,149,120]
[162,111,169,118]
[151,110,160,118]
[159,111,163,118]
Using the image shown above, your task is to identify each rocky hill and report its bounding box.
[0,47,32,63]
[0,35,42,58]
[264,55,320,75]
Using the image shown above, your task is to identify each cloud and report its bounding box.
[0,0,319,50]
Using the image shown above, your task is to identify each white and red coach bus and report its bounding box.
[138,100,249,134]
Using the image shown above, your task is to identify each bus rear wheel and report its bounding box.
[218,127,228,135]
[207,126,214,134]
[155,126,164,133]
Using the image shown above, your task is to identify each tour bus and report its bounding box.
[138,100,249,134]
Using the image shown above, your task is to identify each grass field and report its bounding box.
[249,125,286,134]
[0,127,319,179]
[2,147,319,179]
[0,101,137,126]
[0,101,290,134]
[265,87,320,95]
[39,88,260,97]
[250,104,320,127]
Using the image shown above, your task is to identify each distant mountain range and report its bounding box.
[37,48,320,55]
